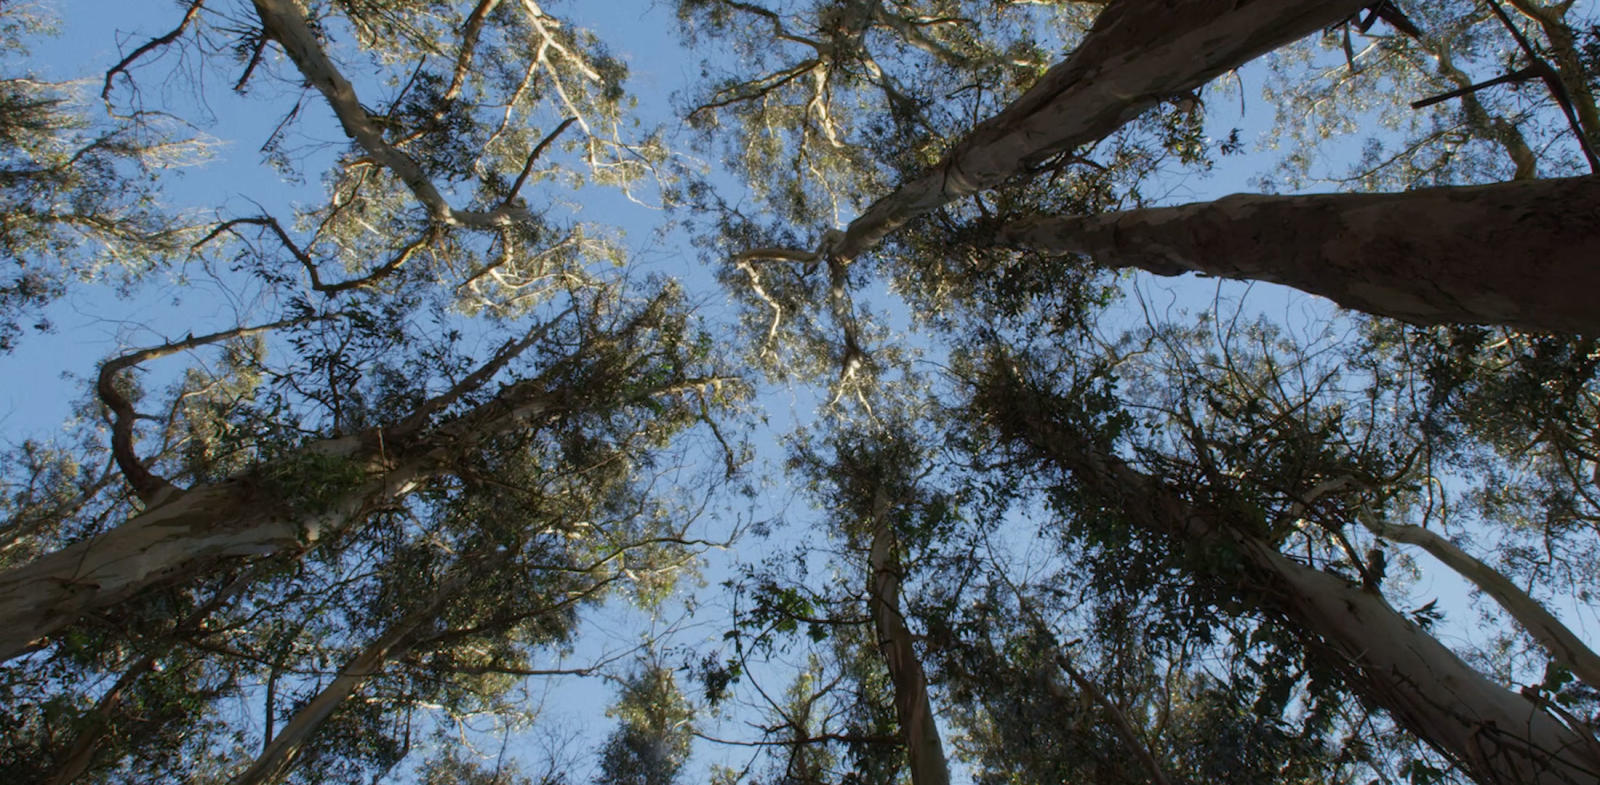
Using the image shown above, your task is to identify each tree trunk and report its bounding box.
[866,488,950,785]
[1358,513,1600,691]
[982,372,1600,784]
[829,0,1369,261]
[1000,175,1600,334]
[0,342,711,661]
[225,588,455,785]
[0,479,358,663]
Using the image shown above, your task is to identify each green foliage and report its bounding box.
[255,449,372,517]
[597,665,695,785]
[5,1,1600,784]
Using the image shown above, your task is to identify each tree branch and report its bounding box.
[97,316,326,504]
[1356,509,1600,690]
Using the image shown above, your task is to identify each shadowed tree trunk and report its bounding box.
[1000,175,1600,334]
[978,365,1600,785]
[828,0,1370,261]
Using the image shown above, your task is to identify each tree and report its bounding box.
[0,4,198,352]
[596,663,696,785]
[0,1,735,783]
[699,0,1600,776]
[10,0,1600,783]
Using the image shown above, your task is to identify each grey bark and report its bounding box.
[829,0,1370,261]
[1000,175,1600,334]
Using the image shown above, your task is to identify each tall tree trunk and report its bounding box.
[829,0,1369,261]
[225,583,459,785]
[980,371,1600,785]
[999,175,1600,334]
[865,488,950,785]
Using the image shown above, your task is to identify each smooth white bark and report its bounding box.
[251,0,532,228]
[0,447,426,662]
[1359,513,1600,690]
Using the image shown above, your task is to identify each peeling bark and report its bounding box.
[984,372,1600,784]
[1000,175,1600,334]
[829,0,1369,261]
[866,488,949,785]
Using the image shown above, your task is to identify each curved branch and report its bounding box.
[102,0,207,102]
[195,215,436,295]
[249,0,534,228]
[97,316,327,504]
[1357,511,1600,690]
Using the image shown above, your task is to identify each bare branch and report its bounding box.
[102,0,207,103]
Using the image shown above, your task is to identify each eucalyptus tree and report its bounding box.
[957,303,1600,783]
[686,2,1600,779]
[715,0,1600,334]
[687,422,958,785]
[596,662,697,785]
[0,1,741,783]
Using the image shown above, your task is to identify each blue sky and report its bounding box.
[7,1,1594,781]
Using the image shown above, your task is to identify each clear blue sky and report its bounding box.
[7,2,1588,781]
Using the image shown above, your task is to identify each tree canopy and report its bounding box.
[3,1,1599,784]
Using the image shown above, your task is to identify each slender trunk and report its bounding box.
[225,595,449,785]
[41,565,265,785]
[865,488,950,785]
[983,373,1600,784]
[1000,175,1600,334]
[1053,652,1174,785]
[1359,514,1600,690]
[1503,0,1600,151]
[830,0,1369,261]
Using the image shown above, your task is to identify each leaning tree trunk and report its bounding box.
[225,577,463,785]
[0,473,390,663]
[979,370,1600,785]
[0,337,709,662]
[865,488,950,785]
[828,0,1369,261]
[1000,175,1600,334]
